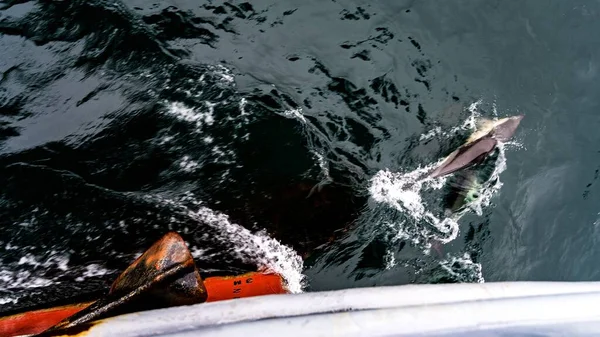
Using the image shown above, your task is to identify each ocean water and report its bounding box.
[1,0,600,312]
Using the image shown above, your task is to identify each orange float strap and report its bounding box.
[0,232,290,337]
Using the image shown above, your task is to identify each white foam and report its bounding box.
[369,166,459,245]
[189,246,210,259]
[312,151,331,180]
[179,155,200,172]
[439,253,484,283]
[419,126,442,141]
[468,143,508,216]
[239,98,248,116]
[155,194,305,293]
[420,100,481,142]
[369,101,522,258]
[211,146,236,165]
[0,296,19,305]
[15,251,69,271]
[0,251,70,293]
[0,268,54,290]
[0,253,111,308]
[0,250,110,298]
[75,264,111,282]
[384,249,396,270]
[211,64,235,84]
[464,100,483,129]
[17,254,39,266]
[188,207,305,293]
[204,101,216,124]
[165,101,215,130]
[282,108,306,124]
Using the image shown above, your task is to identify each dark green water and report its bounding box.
[1,0,599,312]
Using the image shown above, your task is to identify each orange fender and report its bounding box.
[0,272,287,337]
[0,302,92,337]
[204,272,288,302]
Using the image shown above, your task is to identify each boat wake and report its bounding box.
[0,252,112,306]
[152,192,305,293]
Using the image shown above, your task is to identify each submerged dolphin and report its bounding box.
[427,115,523,179]
[444,170,482,214]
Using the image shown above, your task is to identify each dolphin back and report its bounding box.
[428,115,523,179]
[492,115,524,142]
[428,137,497,179]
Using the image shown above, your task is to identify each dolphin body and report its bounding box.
[427,115,523,179]
[442,155,497,216]
[444,169,482,214]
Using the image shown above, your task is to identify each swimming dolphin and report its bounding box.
[427,115,523,179]
[444,169,482,214]
[442,156,496,216]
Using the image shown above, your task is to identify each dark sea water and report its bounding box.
[1,0,600,313]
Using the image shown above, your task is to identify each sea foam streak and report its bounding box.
[0,251,113,306]
[439,253,484,283]
[370,165,459,245]
[153,193,305,293]
[188,207,305,293]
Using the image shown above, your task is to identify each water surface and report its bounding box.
[1,0,600,312]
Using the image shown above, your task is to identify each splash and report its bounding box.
[0,251,68,294]
[369,102,522,263]
[463,100,483,129]
[384,249,396,270]
[0,268,53,290]
[188,207,304,292]
[466,142,508,216]
[312,151,331,181]
[0,296,19,305]
[282,108,307,124]
[0,250,114,306]
[370,165,458,245]
[155,193,305,293]
[16,251,69,271]
[439,253,484,283]
[419,99,483,142]
[75,264,111,282]
[165,101,215,130]
[179,155,200,172]
[419,126,442,141]
[207,64,235,85]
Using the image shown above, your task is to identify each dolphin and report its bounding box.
[444,169,482,215]
[427,115,523,179]
[442,155,496,216]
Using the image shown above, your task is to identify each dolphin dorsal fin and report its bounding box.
[466,118,498,144]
